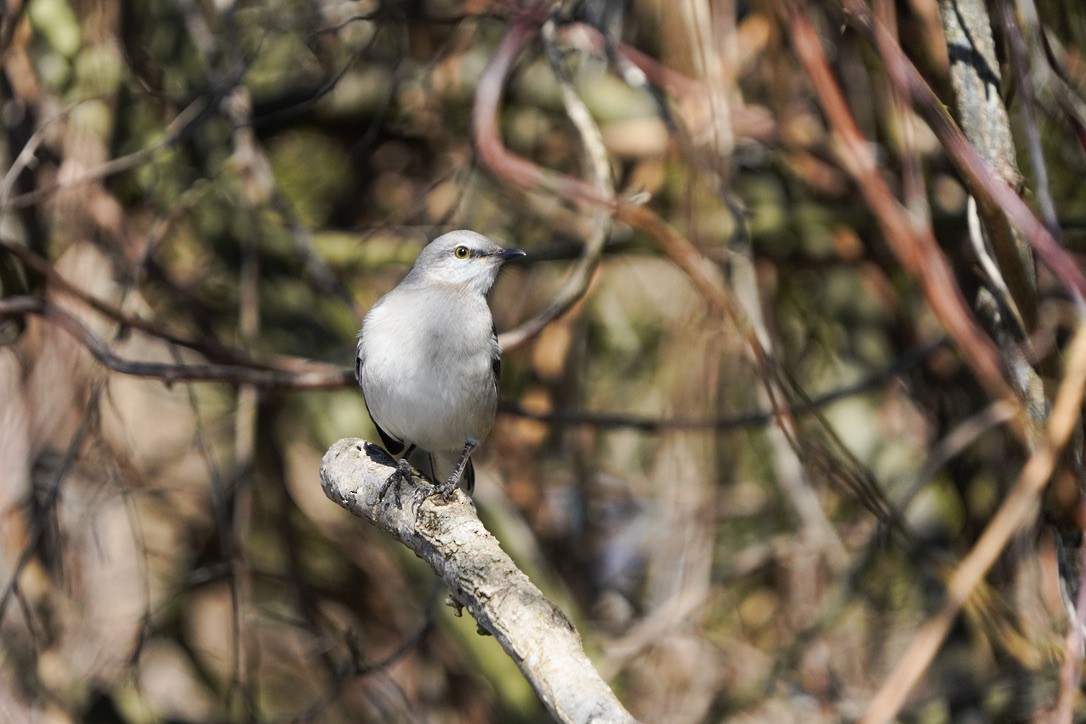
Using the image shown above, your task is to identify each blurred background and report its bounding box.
[2,0,1086,721]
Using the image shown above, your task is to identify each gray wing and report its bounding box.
[356,337,409,457]
[490,322,500,391]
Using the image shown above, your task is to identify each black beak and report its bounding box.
[497,248,527,262]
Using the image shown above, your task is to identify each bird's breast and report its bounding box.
[358,290,498,452]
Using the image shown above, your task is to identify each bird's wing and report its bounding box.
[369,407,408,456]
[356,336,408,456]
[490,322,500,391]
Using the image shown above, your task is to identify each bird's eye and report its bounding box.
[453,245,470,259]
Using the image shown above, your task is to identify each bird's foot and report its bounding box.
[434,474,460,501]
[377,458,464,505]
[378,459,417,508]
[431,438,477,501]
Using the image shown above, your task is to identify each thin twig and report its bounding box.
[966,195,1024,334]
[896,399,1018,513]
[1001,2,1063,241]
[0,97,96,204]
[500,339,941,431]
[0,237,290,370]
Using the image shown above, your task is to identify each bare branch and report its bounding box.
[939,0,1036,327]
[0,297,351,389]
[0,237,285,370]
[1001,2,1063,242]
[319,439,637,724]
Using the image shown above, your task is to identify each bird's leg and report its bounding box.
[378,458,419,508]
[436,438,478,501]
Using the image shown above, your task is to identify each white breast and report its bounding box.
[358,286,498,454]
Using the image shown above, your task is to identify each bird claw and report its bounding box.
[378,459,417,508]
[412,479,437,503]
[376,459,464,506]
[435,477,459,501]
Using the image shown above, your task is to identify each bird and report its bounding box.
[355,230,525,502]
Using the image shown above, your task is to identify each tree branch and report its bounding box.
[0,97,211,212]
[319,439,637,724]
[0,296,350,389]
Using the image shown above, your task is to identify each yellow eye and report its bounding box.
[453,245,470,259]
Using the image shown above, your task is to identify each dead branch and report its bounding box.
[319,438,637,724]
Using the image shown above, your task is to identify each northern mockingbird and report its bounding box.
[356,230,525,501]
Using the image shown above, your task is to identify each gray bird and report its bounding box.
[356,230,525,501]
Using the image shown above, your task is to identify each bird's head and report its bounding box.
[409,230,526,295]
